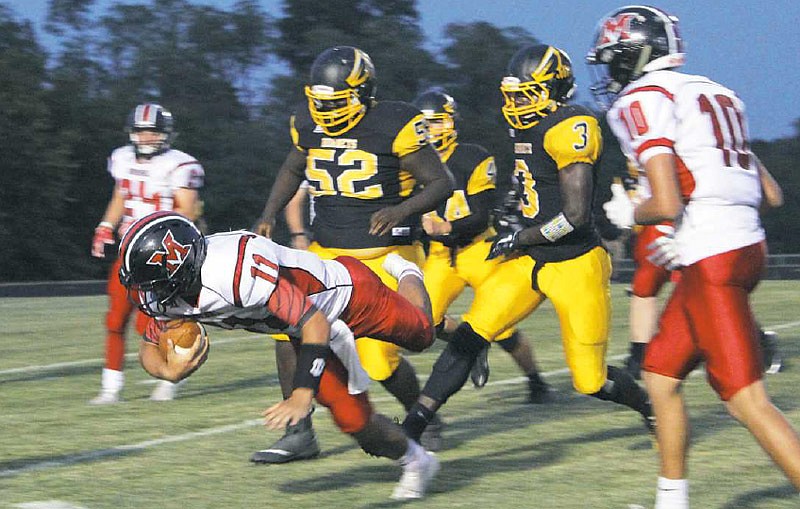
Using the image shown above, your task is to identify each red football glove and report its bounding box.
[91,222,115,258]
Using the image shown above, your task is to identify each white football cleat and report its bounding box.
[89,390,120,405]
[150,380,184,401]
[382,253,423,282]
[391,451,440,500]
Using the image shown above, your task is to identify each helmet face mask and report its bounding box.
[413,88,458,152]
[126,103,175,157]
[118,212,206,317]
[305,46,376,136]
[500,45,576,129]
[586,5,684,109]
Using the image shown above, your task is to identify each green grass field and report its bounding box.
[1,281,799,509]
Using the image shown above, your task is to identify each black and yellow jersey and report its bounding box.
[291,100,428,249]
[428,142,496,246]
[509,104,603,262]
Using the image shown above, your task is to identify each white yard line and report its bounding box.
[0,334,260,376]
[1,319,798,478]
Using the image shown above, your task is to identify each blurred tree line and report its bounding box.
[0,0,797,282]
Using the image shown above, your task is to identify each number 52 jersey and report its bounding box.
[290,100,429,249]
[606,69,764,266]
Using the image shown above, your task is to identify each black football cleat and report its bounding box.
[527,376,555,404]
[250,414,320,464]
[470,344,490,388]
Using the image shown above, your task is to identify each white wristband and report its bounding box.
[539,212,574,242]
[98,221,114,230]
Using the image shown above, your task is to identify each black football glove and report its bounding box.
[492,188,523,235]
[486,230,521,260]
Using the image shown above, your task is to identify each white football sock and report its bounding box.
[654,476,689,509]
[398,439,424,467]
[101,368,124,393]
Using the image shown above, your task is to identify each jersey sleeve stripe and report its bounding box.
[232,234,255,307]
[623,85,675,101]
[635,137,675,158]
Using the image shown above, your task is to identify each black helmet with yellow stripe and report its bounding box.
[500,44,576,129]
[305,46,377,136]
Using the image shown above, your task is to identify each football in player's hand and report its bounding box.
[158,320,207,358]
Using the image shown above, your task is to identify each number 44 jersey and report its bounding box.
[607,69,764,266]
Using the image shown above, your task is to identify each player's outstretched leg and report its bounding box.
[351,413,439,500]
[591,365,655,434]
[382,253,433,324]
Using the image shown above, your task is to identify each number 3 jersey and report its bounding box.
[107,145,205,236]
[607,70,764,266]
[509,104,603,262]
[158,231,354,338]
[290,101,428,249]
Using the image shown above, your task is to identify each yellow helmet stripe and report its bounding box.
[346,50,367,87]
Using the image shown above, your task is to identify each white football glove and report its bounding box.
[646,225,681,270]
[602,182,635,229]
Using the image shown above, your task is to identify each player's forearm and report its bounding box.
[284,189,308,234]
[139,342,172,381]
[756,157,783,209]
[100,190,126,227]
[448,191,492,239]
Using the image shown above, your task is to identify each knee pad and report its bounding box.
[424,323,489,403]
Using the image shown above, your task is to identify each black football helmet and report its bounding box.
[413,88,458,152]
[126,103,175,157]
[118,211,206,316]
[305,46,377,136]
[586,5,684,108]
[500,44,576,129]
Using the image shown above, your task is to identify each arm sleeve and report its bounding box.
[448,189,494,240]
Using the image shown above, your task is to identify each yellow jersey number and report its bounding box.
[306,148,383,199]
[513,159,539,219]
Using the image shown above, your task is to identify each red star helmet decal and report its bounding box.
[146,230,191,276]
[598,13,637,47]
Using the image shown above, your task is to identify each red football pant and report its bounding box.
[335,256,434,352]
[316,355,373,433]
[631,224,675,297]
[104,257,150,371]
[643,242,766,401]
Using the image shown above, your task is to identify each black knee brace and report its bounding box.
[422,322,489,404]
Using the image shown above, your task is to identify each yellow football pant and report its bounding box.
[423,234,514,340]
[462,246,612,394]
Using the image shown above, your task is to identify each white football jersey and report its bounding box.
[161,232,353,338]
[108,146,205,236]
[608,70,764,265]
